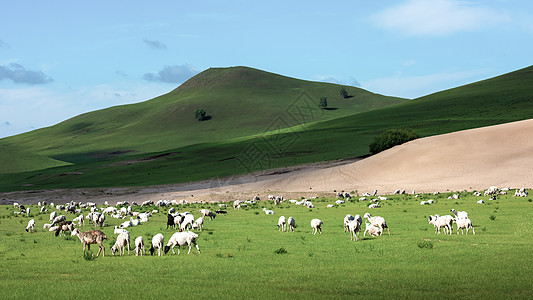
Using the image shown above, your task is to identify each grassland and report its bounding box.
[1,192,533,298]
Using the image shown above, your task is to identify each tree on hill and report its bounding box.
[319,97,328,109]
[340,87,349,99]
[194,109,207,121]
[369,129,419,154]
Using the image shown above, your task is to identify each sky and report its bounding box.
[1,0,532,138]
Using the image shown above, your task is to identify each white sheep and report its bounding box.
[133,236,145,256]
[310,219,323,235]
[199,209,216,220]
[453,218,475,235]
[164,231,200,255]
[363,213,390,235]
[368,203,381,209]
[114,226,128,234]
[343,214,355,232]
[111,231,131,256]
[477,200,485,204]
[119,220,133,228]
[73,214,85,227]
[49,211,57,222]
[51,215,66,226]
[263,208,274,215]
[233,200,242,210]
[287,217,296,232]
[364,222,382,237]
[130,217,141,226]
[347,220,361,241]
[43,223,52,229]
[180,214,195,231]
[25,219,35,232]
[278,216,287,232]
[150,233,165,256]
[192,216,204,231]
[428,215,453,235]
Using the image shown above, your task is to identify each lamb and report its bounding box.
[49,211,57,222]
[111,231,131,256]
[310,219,323,235]
[453,218,475,235]
[55,221,74,237]
[149,233,165,256]
[163,231,201,255]
[180,214,195,231]
[199,209,216,220]
[363,213,390,235]
[428,215,453,235]
[451,209,469,220]
[73,214,85,227]
[119,220,132,228]
[278,216,287,231]
[71,228,108,257]
[25,219,35,232]
[192,216,204,231]
[134,236,145,256]
[233,200,242,210]
[364,222,382,237]
[51,215,66,226]
[287,217,296,232]
[43,223,52,229]
[263,208,275,215]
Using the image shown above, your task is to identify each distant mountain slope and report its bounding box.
[0,66,405,171]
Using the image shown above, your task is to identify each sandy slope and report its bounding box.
[3,119,533,204]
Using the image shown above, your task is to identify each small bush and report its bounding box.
[83,251,96,261]
[369,129,420,154]
[274,247,288,254]
[418,241,433,249]
[489,215,497,221]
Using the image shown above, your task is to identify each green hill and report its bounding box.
[1,65,532,192]
[1,66,405,168]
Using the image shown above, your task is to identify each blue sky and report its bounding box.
[1,0,532,138]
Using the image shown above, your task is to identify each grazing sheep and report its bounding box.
[368,203,381,209]
[51,215,66,226]
[278,216,287,232]
[43,223,52,229]
[25,219,35,232]
[347,220,361,241]
[515,188,528,197]
[364,222,382,237]
[166,214,176,230]
[111,231,131,256]
[119,220,133,229]
[327,204,335,208]
[180,214,195,231]
[451,209,469,220]
[363,213,390,235]
[149,233,165,256]
[477,200,485,204]
[164,231,200,255]
[287,217,296,232]
[130,217,141,226]
[428,215,453,235]
[49,226,59,232]
[71,228,108,257]
[49,211,58,222]
[454,218,476,235]
[310,219,323,235]
[263,208,275,215]
[233,200,242,210]
[192,216,204,231]
[215,210,227,215]
[199,209,216,220]
[134,236,145,256]
[114,226,128,234]
[55,221,74,237]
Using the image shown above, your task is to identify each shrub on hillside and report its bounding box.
[369,129,419,154]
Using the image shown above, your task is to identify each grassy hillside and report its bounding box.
[1,65,533,192]
[1,67,405,168]
[2,192,533,298]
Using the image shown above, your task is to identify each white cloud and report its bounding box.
[373,0,509,36]
[143,64,199,84]
[361,68,490,99]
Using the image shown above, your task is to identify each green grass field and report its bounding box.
[1,192,532,298]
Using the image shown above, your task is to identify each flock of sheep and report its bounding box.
[16,186,527,257]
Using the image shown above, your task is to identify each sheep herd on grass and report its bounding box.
[15,186,524,257]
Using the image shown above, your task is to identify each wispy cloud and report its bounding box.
[0,63,53,85]
[143,39,167,50]
[315,75,361,87]
[143,64,199,84]
[0,39,9,49]
[373,0,509,36]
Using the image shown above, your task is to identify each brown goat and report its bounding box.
[55,221,74,237]
[71,228,108,257]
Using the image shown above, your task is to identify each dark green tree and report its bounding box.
[319,97,328,109]
[194,109,207,121]
[369,129,420,154]
[340,87,349,99]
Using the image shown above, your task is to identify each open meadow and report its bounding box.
[1,192,533,299]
